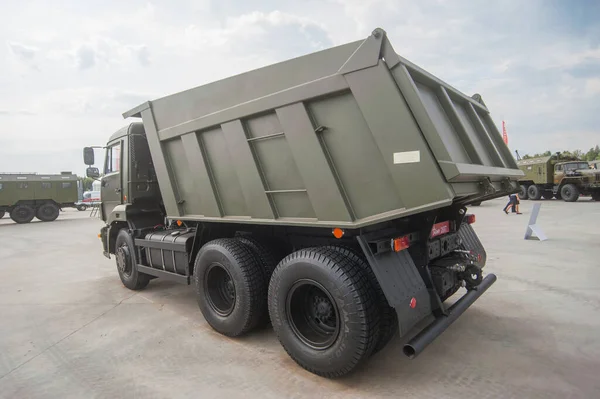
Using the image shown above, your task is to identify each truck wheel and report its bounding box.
[527,185,542,200]
[519,185,529,199]
[268,247,379,378]
[36,203,60,222]
[76,204,87,211]
[560,184,580,202]
[115,229,151,290]
[236,236,286,280]
[193,238,268,337]
[324,245,397,355]
[10,204,35,224]
[0,211,4,219]
[236,236,287,326]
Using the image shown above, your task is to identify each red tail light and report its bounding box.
[392,236,410,252]
[465,214,476,224]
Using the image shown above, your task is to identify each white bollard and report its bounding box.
[524,202,547,241]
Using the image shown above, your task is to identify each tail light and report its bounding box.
[465,214,476,224]
[391,236,410,252]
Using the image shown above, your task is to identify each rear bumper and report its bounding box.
[403,273,497,358]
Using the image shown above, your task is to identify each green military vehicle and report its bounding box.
[83,28,523,378]
[517,155,600,202]
[0,172,79,223]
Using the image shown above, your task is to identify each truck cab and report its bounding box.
[84,122,162,224]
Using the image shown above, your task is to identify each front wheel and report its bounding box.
[560,184,580,202]
[0,211,5,219]
[268,247,379,378]
[115,229,150,290]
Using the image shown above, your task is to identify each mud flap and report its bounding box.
[457,223,487,268]
[357,236,432,336]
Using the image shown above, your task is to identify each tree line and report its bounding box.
[521,145,600,161]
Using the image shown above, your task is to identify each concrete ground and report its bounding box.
[0,198,599,399]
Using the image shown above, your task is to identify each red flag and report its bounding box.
[502,121,508,145]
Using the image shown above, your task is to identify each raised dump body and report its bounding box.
[85,28,523,379]
[123,27,522,227]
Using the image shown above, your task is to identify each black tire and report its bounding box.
[36,203,60,222]
[10,204,35,224]
[324,245,397,355]
[541,192,553,200]
[115,229,151,290]
[76,204,87,211]
[268,247,379,378]
[0,211,5,219]
[194,238,268,337]
[236,236,286,280]
[527,185,542,200]
[560,184,580,202]
[519,185,529,199]
[236,236,287,326]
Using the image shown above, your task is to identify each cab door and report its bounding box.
[554,165,564,185]
[101,140,123,219]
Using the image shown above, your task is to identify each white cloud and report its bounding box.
[0,0,598,174]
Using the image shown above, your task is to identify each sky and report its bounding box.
[1,0,599,175]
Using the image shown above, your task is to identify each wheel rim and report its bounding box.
[205,263,236,317]
[286,279,340,350]
[15,207,31,219]
[41,206,54,217]
[116,244,133,277]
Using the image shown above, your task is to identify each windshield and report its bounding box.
[564,163,590,171]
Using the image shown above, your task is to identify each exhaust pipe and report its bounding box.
[403,273,497,359]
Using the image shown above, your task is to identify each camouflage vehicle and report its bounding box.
[0,172,79,223]
[83,28,522,378]
[517,155,600,202]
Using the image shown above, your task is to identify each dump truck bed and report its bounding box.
[124,28,522,228]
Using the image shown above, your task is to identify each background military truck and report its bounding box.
[0,172,79,223]
[83,28,523,378]
[517,155,600,202]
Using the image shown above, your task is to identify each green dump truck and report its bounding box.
[0,172,79,223]
[83,28,522,378]
[517,155,600,202]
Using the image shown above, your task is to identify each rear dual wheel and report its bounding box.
[193,238,269,337]
[268,247,380,378]
[36,203,60,222]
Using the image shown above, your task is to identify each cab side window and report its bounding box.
[105,142,122,174]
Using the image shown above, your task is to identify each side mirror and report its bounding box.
[86,167,100,179]
[83,147,95,165]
